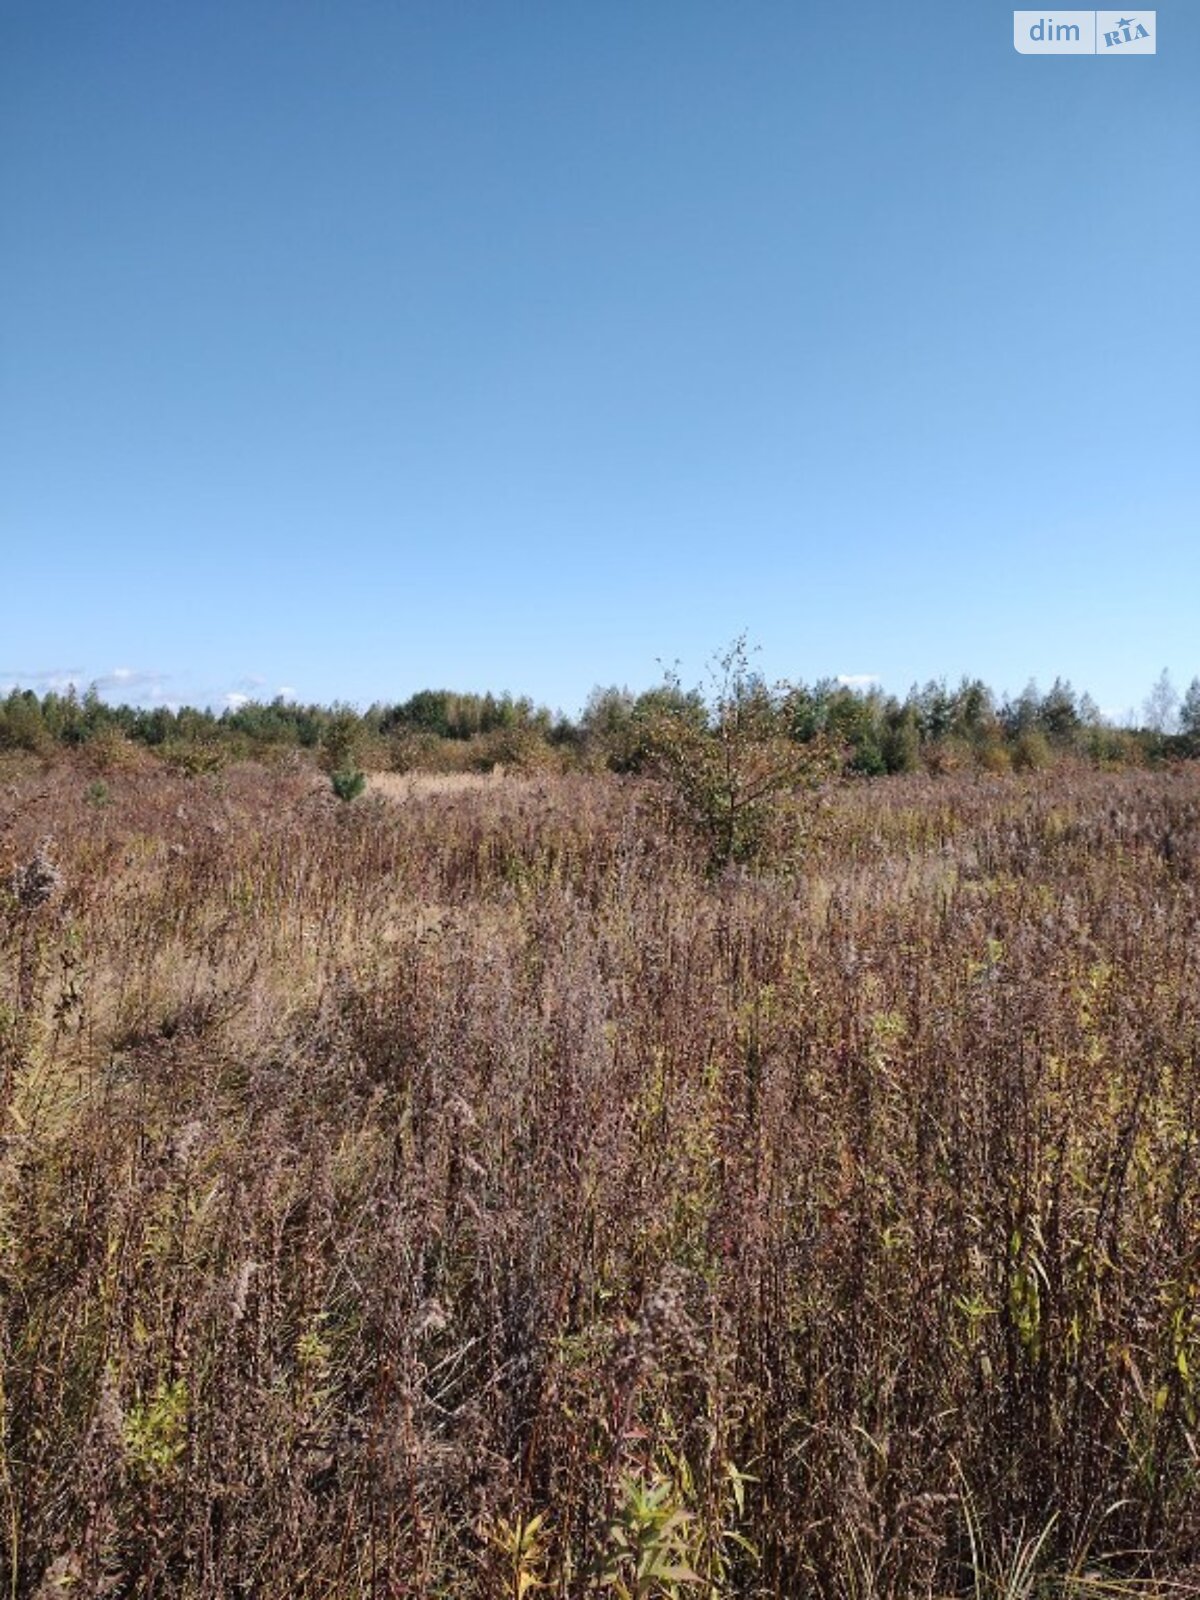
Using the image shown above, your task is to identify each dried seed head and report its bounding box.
[11,837,61,910]
[230,1260,258,1324]
[169,1118,205,1168]
[94,1367,125,1451]
[412,1297,449,1338]
[32,1554,81,1598]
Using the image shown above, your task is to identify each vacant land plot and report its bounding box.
[2,759,1198,1597]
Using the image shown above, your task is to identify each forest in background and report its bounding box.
[2,664,1199,780]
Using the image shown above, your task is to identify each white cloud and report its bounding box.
[224,692,251,710]
[0,667,86,695]
[277,686,297,700]
[93,668,173,702]
[1101,706,1137,727]
[837,674,881,689]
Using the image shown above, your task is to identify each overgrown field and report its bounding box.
[2,758,1199,1598]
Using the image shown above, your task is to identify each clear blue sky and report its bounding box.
[2,2,1196,719]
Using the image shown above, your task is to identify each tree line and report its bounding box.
[1,667,1198,774]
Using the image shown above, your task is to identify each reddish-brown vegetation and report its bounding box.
[2,756,1198,1596]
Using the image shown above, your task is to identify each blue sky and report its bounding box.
[2,2,1196,719]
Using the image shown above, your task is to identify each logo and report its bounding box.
[1013,11,1156,52]
[1098,12,1154,49]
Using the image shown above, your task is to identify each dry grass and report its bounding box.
[1,757,1199,1597]
[369,771,544,801]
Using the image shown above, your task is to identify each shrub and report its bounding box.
[389,729,450,773]
[83,727,151,774]
[645,636,838,869]
[158,739,228,777]
[1012,727,1053,771]
[880,716,921,774]
[849,737,888,777]
[329,766,367,802]
[318,707,363,777]
[0,689,52,754]
[470,724,555,774]
[976,738,1012,773]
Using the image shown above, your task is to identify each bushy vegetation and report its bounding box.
[637,639,839,869]
[2,666,1198,777]
[2,752,1199,1596]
